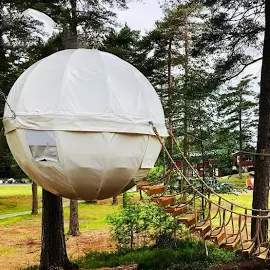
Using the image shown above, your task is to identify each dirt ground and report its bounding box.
[0,225,114,270]
[1,224,269,270]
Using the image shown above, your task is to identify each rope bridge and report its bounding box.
[136,126,270,261]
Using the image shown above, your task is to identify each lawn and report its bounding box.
[0,188,262,270]
[25,238,240,270]
[219,172,252,188]
[0,185,43,215]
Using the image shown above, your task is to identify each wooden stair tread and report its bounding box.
[165,205,182,213]
[205,227,225,244]
[220,235,240,251]
[146,185,165,196]
[241,240,255,255]
[178,212,198,226]
[139,185,152,191]
[151,196,176,207]
[172,205,188,217]
[193,220,211,236]
[136,180,151,187]
[254,247,269,260]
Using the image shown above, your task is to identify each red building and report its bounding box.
[233,151,255,172]
[174,159,221,177]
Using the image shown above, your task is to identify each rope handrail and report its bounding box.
[170,129,270,214]
[152,125,270,219]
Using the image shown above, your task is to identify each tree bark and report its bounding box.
[68,200,80,236]
[66,1,80,236]
[182,11,190,193]
[238,87,243,179]
[40,189,78,270]
[167,37,173,156]
[31,182,38,215]
[69,0,78,48]
[251,1,270,241]
[112,196,118,205]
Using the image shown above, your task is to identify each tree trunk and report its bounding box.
[40,189,78,270]
[68,200,80,236]
[182,11,190,193]
[167,37,173,156]
[238,88,243,179]
[66,1,80,236]
[112,196,118,205]
[31,182,38,215]
[251,1,270,241]
[69,0,78,48]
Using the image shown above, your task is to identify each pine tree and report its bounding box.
[24,0,136,237]
[192,0,263,80]
[0,1,41,211]
[187,0,268,240]
[26,34,79,269]
[218,75,258,178]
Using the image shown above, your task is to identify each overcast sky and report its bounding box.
[116,0,163,32]
[25,2,261,84]
[117,2,261,84]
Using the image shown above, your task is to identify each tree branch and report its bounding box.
[223,57,262,81]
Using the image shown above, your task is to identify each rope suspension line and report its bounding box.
[150,124,270,219]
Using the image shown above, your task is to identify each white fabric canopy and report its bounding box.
[4,49,167,136]
[3,49,167,200]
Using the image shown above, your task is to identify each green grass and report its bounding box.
[76,238,238,270]
[23,239,238,270]
[63,202,121,232]
[0,185,43,215]
[0,200,121,229]
[219,172,252,188]
[0,213,41,226]
[0,185,41,197]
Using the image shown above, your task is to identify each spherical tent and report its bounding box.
[3,49,167,200]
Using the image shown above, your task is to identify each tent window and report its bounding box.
[25,130,59,162]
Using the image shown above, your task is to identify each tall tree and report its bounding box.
[0,1,38,178]
[25,0,135,237]
[218,76,258,178]
[40,189,78,270]
[189,0,267,239]
[31,182,38,214]
[191,0,263,81]
[252,0,270,240]
[27,34,78,269]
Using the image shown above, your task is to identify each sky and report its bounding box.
[24,2,261,85]
[24,1,163,40]
[116,0,163,33]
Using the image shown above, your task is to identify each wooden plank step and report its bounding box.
[220,235,240,251]
[165,204,187,213]
[178,212,198,227]
[151,196,176,207]
[146,185,165,196]
[239,240,255,256]
[137,181,151,188]
[193,220,211,237]
[172,205,188,217]
[139,185,152,191]
[164,205,179,213]
[205,227,225,245]
[254,247,269,261]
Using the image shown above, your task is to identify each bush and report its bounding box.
[107,201,184,249]
[76,238,238,270]
[147,166,165,182]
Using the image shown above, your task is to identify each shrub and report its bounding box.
[147,166,165,182]
[107,201,184,249]
[76,238,238,270]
